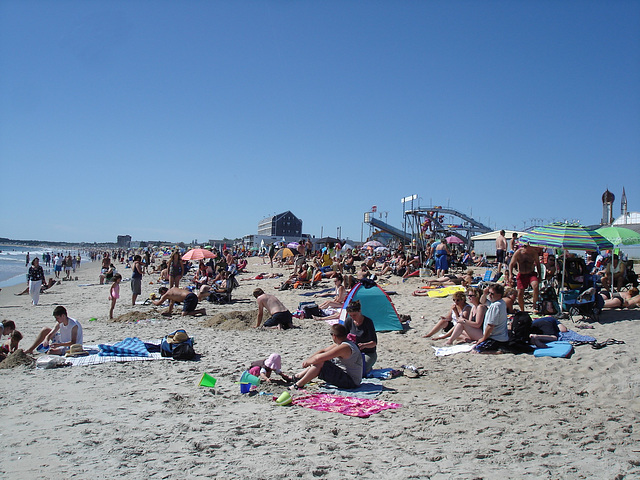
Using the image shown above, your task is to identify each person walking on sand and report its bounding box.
[109,273,122,319]
[131,254,144,306]
[508,239,542,313]
[253,288,294,329]
[27,257,46,306]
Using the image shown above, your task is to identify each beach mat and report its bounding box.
[292,393,401,417]
[534,341,574,358]
[318,378,383,398]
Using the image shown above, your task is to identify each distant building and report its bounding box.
[117,235,131,248]
[258,211,302,237]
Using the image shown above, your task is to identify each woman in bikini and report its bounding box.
[317,274,347,309]
[443,287,487,345]
[168,250,184,288]
[422,291,471,340]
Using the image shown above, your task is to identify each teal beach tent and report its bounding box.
[340,282,403,332]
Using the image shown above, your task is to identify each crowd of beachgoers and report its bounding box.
[1,236,639,478]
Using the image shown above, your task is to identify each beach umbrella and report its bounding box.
[595,226,640,247]
[274,247,295,259]
[341,243,354,251]
[596,226,640,291]
[287,242,300,249]
[374,246,389,253]
[363,240,383,248]
[182,248,216,261]
[520,222,613,307]
[316,236,340,244]
[445,235,464,245]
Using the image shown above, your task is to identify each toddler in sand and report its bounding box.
[109,273,122,319]
[248,353,292,383]
[0,331,22,360]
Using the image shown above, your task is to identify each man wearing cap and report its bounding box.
[508,240,542,313]
[253,288,294,329]
[154,287,206,316]
[24,306,83,355]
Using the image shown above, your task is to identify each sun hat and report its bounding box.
[167,331,189,344]
[264,353,281,372]
[65,344,89,357]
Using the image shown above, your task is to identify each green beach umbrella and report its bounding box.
[595,226,640,292]
[595,226,640,247]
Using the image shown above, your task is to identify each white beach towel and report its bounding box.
[431,343,475,357]
[67,344,169,366]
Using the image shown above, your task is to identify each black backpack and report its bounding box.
[510,311,532,343]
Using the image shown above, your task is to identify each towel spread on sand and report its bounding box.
[68,352,167,367]
[318,378,383,398]
[292,393,401,417]
[432,343,475,357]
[559,330,597,343]
[98,337,150,357]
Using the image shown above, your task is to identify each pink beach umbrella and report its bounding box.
[445,235,464,245]
[182,248,216,261]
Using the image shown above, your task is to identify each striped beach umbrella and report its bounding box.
[520,222,613,250]
[520,223,613,309]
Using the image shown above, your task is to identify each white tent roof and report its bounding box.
[471,230,527,241]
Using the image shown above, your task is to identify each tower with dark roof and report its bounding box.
[601,189,615,225]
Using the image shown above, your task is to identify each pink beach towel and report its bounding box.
[292,393,401,417]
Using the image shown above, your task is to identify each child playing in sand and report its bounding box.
[109,273,122,319]
[0,331,23,360]
[248,353,292,383]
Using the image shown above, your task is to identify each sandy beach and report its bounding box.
[1,256,639,479]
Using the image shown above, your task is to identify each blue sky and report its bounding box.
[1,1,638,244]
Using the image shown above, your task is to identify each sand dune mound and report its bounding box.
[202,310,257,330]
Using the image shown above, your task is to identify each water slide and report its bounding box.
[364,207,491,243]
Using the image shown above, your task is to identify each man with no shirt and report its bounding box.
[495,230,508,274]
[508,240,541,313]
[253,288,294,329]
[153,287,206,316]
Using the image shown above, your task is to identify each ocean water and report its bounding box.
[0,245,79,288]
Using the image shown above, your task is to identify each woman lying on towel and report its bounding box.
[421,270,474,287]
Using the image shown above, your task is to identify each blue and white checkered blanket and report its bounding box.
[98,337,150,357]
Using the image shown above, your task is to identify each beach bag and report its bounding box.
[160,329,194,358]
[171,343,195,360]
[510,312,532,343]
[298,302,322,318]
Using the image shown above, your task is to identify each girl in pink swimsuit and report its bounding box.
[109,274,122,319]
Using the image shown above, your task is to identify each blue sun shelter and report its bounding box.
[339,282,403,331]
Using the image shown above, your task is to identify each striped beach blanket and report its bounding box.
[98,337,150,357]
[68,352,166,367]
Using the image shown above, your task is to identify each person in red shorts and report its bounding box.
[508,240,542,313]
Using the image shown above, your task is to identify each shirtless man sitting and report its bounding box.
[153,287,206,317]
[508,240,541,313]
[253,288,294,329]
